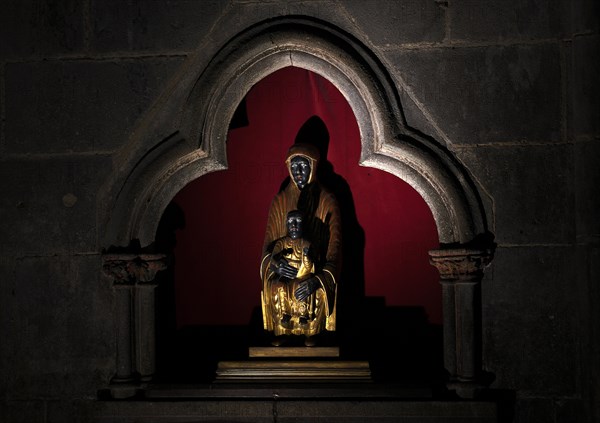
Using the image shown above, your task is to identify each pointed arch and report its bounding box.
[100,17,489,249]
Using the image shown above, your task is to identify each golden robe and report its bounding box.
[268,236,315,326]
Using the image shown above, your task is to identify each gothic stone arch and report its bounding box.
[100,17,494,399]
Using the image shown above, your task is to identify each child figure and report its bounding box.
[268,210,315,331]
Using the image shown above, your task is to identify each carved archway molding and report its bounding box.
[99,17,494,398]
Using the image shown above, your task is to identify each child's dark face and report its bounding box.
[287,214,303,239]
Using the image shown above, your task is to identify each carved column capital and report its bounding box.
[102,253,168,285]
[429,248,493,282]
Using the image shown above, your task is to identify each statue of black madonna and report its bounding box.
[260,143,342,347]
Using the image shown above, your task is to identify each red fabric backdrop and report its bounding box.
[172,67,441,327]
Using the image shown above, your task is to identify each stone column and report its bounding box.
[429,248,492,398]
[132,257,165,382]
[102,253,167,396]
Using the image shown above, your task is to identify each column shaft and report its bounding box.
[441,281,457,379]
[113,286,134,382]
[136,283,158,381]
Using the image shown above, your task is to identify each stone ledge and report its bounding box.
[45,397,502,423]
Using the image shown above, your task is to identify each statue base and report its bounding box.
[249,346,340,358]
[216,344,370,382]
[215,360,371,382]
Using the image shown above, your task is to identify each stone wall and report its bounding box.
[0,1,598,422]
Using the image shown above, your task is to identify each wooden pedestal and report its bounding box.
[216,346,371,382]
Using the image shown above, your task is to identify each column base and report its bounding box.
[107,382,139,399]
[447,380,488,399]
[139,373,154,383]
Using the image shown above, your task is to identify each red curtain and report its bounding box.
[172,67,441,327]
